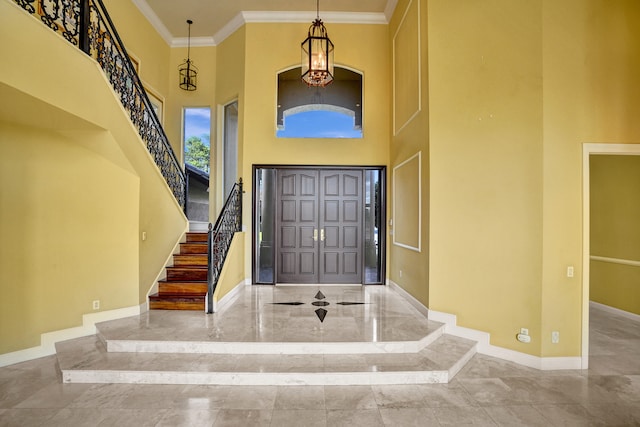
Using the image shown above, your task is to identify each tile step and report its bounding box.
[98,323,446,355]
[55,334,477,386]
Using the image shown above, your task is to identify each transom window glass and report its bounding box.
[277,67,363,138]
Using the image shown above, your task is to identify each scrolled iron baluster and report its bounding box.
[60,0,80,44]
[40,0,60,32]
[15,0,36,14]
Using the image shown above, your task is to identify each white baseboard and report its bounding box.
[0,304,141,368]
[427,309,582,370]
[590,301,640,322]
[387,280,582,370]
[387,280,429,318]
[213,280,246,313]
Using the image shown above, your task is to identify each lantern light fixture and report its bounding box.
[179,19,197,91]
[301,0,334,87]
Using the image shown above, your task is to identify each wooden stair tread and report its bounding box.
[149,292,206,299]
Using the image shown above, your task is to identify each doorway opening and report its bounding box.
[582,143,640,369]
[253,166,385,285]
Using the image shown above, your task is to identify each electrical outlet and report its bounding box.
[517,333,531,343]
[567,266,574,278]
[552,331,560,344]
[142,231,147,241]
[520,328,529,336]
[92,300,100,310]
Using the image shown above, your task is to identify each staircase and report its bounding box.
[148,232,208,310]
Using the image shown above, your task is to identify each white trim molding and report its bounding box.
[590,255,640,268]
[387,280,429,318]
[392,151,422,252]
[582,143,640,369]
[213,280,246,313]
[0,305,142,368]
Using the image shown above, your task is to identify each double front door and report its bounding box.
[277,169,363,284]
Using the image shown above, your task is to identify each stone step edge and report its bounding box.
[61,368,452,386]
[99,324,446,355]
[59,344,478,386]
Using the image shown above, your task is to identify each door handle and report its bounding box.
[313,229,318,241]
[320,229,325,241]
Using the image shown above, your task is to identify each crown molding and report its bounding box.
[172,37,217,48]
[133,1,395,47]
[384,0,399,21]
[131,0,173,45]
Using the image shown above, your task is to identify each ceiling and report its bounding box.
[132,0,398,46]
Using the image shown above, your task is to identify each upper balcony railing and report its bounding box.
[14,0,186,209]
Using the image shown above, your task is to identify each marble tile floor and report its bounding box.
[1,300,639,425]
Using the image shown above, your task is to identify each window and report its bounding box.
[183,107,211,173]
[277,67,363,138]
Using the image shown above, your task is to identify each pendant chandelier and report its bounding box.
[179,20,198,91]
[301,0,334,87]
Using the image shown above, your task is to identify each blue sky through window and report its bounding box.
[184,107,211,146]
[277,110,362,138]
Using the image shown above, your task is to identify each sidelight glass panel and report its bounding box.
[364,169,383,284]
[256,168,276,283]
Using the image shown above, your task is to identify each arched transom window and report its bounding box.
[277,66,363,138]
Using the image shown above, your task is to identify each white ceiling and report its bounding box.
[132,0,398,46]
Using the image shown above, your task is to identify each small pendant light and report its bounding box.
[179,20,198,91]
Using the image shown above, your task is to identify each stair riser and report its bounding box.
[186,233,208,243]
[149,300,205,310]
[180,244,208,254]
[159,282,208,294]
[166,269,208,281]
[173,255,207,267]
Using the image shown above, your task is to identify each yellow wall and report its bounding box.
[541,0,640,356]
[240,22,391,278]
[214,28,246,218]
[0,122,139,354]
[388,0,430,308]
[425,0,640,357]
[1,0,187,354]
[589,155,640,315]
[213,233,246,306]
[428,0,544,355]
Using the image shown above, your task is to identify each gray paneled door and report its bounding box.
[277,169,363,284]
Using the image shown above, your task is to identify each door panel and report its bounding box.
[276,170,319,283]
[319,170,363,284]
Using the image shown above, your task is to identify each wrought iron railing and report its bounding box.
[13,0,186,209]
[207,179,243,313]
